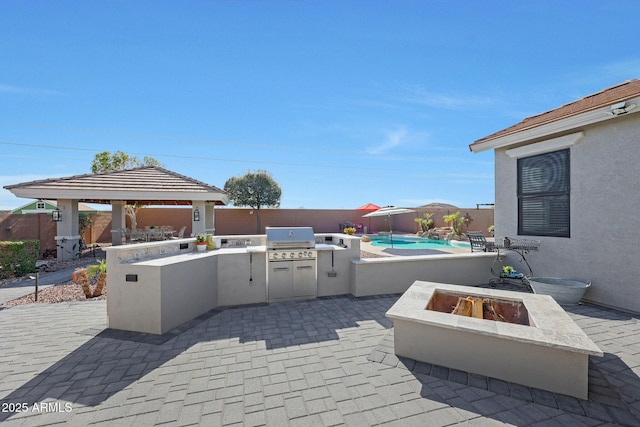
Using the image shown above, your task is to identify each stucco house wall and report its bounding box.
[493,107,640,313]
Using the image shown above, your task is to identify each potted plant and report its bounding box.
[196,233,208,251]
[501,265,523,279]
[343,227,356,235]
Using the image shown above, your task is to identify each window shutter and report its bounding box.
[518,149,570,237]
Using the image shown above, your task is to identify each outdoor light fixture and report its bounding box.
[193,207,200,221]
[52,208,62,222]
[607,101,637,116]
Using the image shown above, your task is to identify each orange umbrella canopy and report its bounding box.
[356,203,380,211]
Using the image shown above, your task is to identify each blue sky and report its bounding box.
[1,1,639,210]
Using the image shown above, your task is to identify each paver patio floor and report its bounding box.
[1,292,639,426]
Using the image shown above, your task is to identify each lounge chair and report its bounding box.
[120,228,131,244]
[148,228,165,241]
[467,231,495,252]
[171,226,187,239]
[130,229,147,243]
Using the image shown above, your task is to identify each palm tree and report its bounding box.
[71,259,107,298]
[443,211,465,238]
[88,259,107,297]
[71,268,92,298]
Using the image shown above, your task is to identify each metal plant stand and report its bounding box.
[488,237,540,291]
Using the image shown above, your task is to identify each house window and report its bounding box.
[517,149,570,237]
[36,200,46,210]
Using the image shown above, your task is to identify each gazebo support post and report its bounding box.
[205,203,216,235]
[111,201,126,246]
[55,199,81,261]
[192,201,206,236]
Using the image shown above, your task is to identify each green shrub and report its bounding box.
[415,213,434,232]
[0,240,40,279]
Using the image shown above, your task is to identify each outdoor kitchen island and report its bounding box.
[104,228,360,335]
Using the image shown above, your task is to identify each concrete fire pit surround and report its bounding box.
[386,281,603,399]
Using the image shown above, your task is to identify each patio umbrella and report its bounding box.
[356,203,381,211]
[362,206,415,248]
[356,203,380,233]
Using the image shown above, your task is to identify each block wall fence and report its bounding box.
[0,207,494,254]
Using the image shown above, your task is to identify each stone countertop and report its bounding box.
[354,251,495,263]
[128,247,247,266]
[126,243,347,266]
[246,244,345,252]
[315,243,344,250]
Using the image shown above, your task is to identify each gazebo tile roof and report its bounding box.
[4,166,228,205]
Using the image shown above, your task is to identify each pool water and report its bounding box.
[368,235,471,250]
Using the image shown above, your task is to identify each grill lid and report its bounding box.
[266,227,315,249]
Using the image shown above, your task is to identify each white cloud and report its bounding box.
[0,173,50,185]
[366,127,408,155]
[0,84,65,96]
[395,84,503,110]
[366,127,431,155]
[554,61,640,103]
[595,59,640,82]
[0,174,51,210]
[0,191,26,211]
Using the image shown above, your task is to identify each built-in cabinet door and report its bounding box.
[268,261,293,300]
[218,253,267,306]
[293,259,317,297]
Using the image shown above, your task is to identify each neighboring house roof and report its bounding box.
[470,79,640,152]
[418,202,459,210]
[4,166,229,206]
[11,199,101,214]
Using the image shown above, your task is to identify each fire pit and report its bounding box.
[427,289,531,326]
[386,281,603,399]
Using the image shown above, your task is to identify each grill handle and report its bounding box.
[269,241,314,248]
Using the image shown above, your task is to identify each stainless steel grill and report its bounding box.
[265,227,317,303]
[266,227,316,250]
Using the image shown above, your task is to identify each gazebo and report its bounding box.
[3,166,228,260]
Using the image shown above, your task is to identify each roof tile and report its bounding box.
[471,79,640,147]
[3,166,227,205]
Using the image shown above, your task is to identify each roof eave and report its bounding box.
[7,188,228,204]
[470,95,640,153]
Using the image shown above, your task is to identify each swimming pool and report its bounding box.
[368,235,471,250]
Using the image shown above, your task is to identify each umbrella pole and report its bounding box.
[389,215,394,248]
